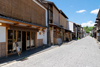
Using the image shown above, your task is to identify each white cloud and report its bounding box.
[90,9,99,14]
[76,10,86,13]
[81,21,95,27]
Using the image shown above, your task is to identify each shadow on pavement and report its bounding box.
[0,45,51,64]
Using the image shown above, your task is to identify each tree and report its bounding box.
[83,26,94,33]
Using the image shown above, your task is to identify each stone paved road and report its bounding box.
[2,36,100,67]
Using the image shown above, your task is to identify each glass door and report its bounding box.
[8,30,13,54]
[17,31,22,50]
[13,30,17,52]
[27,32,30,49]
[31,32,35,47]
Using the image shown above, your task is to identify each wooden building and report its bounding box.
[0,0,47,58]
[73,23,78,39]
[77,25,82,39]
[41,1,65,45]
[69,22,83,40]
[95,9,100,41]
[59,10,69,42]
[92,26,97,38]
[67,21,73,41]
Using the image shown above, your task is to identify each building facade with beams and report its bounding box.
[42,1,63,45]
[67,21,73,41]
[59,10,69,42]
[0,0,47,58]
[67,21,84,40]
[41,1,69,45]
[94,9,100,41]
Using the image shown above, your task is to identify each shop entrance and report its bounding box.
[22,31,26,51]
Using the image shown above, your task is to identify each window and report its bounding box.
[31,32,35,47]
[49,20,52,23]
[17,31,21,49]
[17,31,21,41]
[14,31,16,41]
[8,30,13,54]
[8,30,13,39]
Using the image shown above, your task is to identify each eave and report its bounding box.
[0,15,47,29]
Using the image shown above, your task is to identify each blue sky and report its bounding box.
[48,0,100,27]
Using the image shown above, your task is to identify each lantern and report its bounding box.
[42,29,45,34]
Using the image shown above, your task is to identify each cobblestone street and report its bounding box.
[2,36,100,67]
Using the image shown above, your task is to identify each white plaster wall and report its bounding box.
[68,21,74,32]
[0,26,6,42]
[37,31,43,39]
[43,29,47,44]
[37,29,47,45]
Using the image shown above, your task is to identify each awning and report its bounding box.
[10,25,39,32]
[49,23,63,29]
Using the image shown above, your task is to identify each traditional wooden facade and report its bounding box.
[95,9,100,41]
[67,21,73,41]
[59,10,69,42]
[69,22,81,39]
[92,25,97,38]
[42,1,64,45]
[0,0,47,58]
[77,25,82,39]
[73,23,78,39]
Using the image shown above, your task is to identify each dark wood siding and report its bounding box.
[0,42,6,57]
[0,0,46,26]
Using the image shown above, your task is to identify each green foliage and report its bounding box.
[83,26,94,33]
[90,34,92,37]
[78,37,80,40]
[23,57,27,59]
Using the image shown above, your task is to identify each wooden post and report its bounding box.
[30,32,31,48]
[26,31,27,50]
[52,26,54,45]
[56,28,57,38]
[35,32,37,48]
[6,27,8,57]
[21,31,23,52]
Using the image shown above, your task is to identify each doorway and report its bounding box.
[22,31,26,51]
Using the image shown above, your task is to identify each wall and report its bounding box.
[0,26,6,57]
[67,21,74,32]
[59,14,67,29]
[43,29,47,44]
[0,26,6,42]
[50,26,54,44]
[53,6,59,25]
[75,27,77,38]
[0,0,46,26]
[37,29,47,46]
